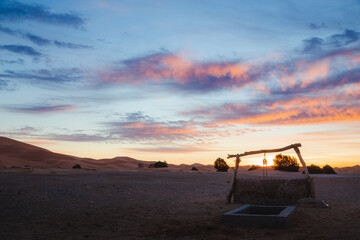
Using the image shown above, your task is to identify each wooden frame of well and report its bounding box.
[226,143,315,204]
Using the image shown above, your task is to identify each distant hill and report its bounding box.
[0,136,214,172]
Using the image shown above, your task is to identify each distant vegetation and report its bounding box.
[307,164,323,174]
[248,165,261,171]
[149,161,168,168]
[72,164,81,169]
[191,167,198,171]
[305,164,336,174]
[322,165,336,174]
[273,154,300,172]
[214,158,229,172]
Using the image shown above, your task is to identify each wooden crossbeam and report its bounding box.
[227,143,302,159]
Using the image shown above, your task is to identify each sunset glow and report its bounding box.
[1,0,359,167]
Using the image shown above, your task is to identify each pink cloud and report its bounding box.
[97,52,253,91]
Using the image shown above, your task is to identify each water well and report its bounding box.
[221,204,296,227]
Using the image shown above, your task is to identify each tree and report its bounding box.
[307,164,323,174]
[248,165,261,171]
[149,161,168,168]
[322,165,336,174]
[273,154,300,172]
[214,158,229,172]
[72,164,81,169]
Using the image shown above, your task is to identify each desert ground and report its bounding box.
[0,169,359,240]
[1,137,359,239]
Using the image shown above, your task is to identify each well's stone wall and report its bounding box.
[234,178,314,205]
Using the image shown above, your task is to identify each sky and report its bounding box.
[0,0,360,167]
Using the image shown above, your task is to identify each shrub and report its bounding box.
[72,164,81,169]
[248,165,261,171]
[307,164,323,174]
[214,158,229,172]
[303,164,337,174]
[322,165,337,174]
[273,154,300,172]
[149,161,168,168]
[191,167,198,171]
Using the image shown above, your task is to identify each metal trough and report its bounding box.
[222,204,296,227]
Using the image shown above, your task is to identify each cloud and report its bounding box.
[53,40,92,49]
[45,134,108,142]
[107,113,201,141]
[302,37,324,54]
[0,68,85,84]
[0,58,24,64]
[98,52,259,92]
[97,30,360,93]
[0,25,92,49]
[185,87,360,126]
[308,23,327,29]
[302,29,360,54]
[0,44,41,56]
[329,29,360,47]
[124,146,221,153]
[4,104,76,113]
[0,127,108,143]
[104,112,267,142]
[25,33,51,46]
[0,79,9,90]
[0,24,18,35]
[272,67,360,95]
[0,1,85,29]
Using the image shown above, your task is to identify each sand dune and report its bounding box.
[0,136,215,172]
[1,136,359,174]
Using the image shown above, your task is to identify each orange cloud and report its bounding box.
[98,52,253,91]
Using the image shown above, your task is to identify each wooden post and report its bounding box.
[226,154,240,203]
[294,147,309,179]
[294,147,314,198]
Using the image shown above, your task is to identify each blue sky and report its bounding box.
[1,0,360,167]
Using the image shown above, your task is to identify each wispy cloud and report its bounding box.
[0,45,41,56]
[46,134,108,142]
[107,112,202,141]
[0,25,92,49]
[0,68,85,84]
[302,29,360,54]
[124,146,222,153]
[0,127,108,143]
[0,58,24,65]
[4,104,76,113]
[0,24,18,35]
[53,40,92,49]
[0,79,9,90]
[25,33,52,46]
[104,112,267,142]
[0,1,85,29]
[308,23,327,30]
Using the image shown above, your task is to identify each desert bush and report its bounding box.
[307,164,323,174]
[191,167,198,171]
[303,164,337,174]
[214,158,229,172]
[248,165,261,171]
[149,161,168,168]
[273,154,300,172]
[72,164,81,169]
[322,165,337,174]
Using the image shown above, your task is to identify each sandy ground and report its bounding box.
[0,170,359,240]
